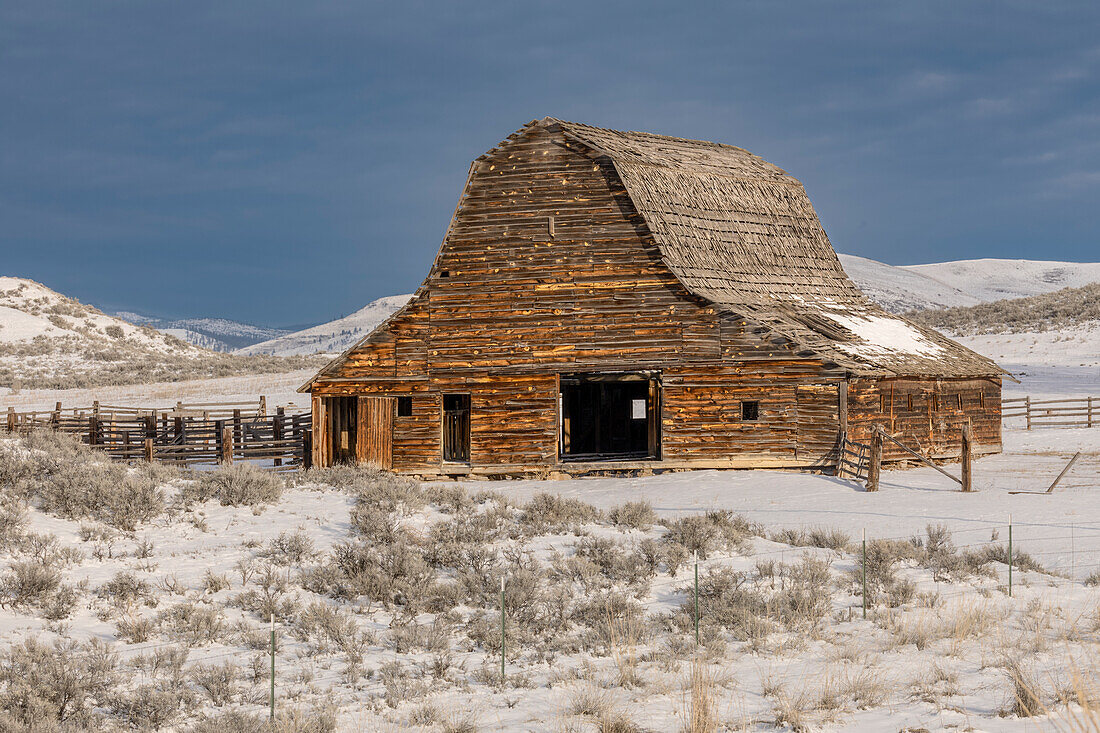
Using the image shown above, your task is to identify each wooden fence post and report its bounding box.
[260,395,267,417]
[220,425,233,465]
[1025,396,1031,431]
[303,430,313,470]
[961,425,972,492]
[867,428,882,492]
[52,402,61,430]
[273,407,284,468]
[6,407,14,434]
[232,409,242,452]
[144,438,155,463]
[838,381,849,444]
[173,416,184,443]
[89,415,99,446]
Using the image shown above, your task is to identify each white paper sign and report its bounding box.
[631,399,646,419]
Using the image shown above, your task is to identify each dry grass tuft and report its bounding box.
[680,655,718,733]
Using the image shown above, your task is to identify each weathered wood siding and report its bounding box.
[355,396,394,470]
[661,363,841,462]
[308,123,998,473]
[847,377,1002,459]
[795,383,841,465]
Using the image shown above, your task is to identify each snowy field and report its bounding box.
[1,368,316,413]
[0,420,1096,731]
[957,327,1100,401]
[459,426,1100,581]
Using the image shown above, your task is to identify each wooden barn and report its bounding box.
[300,118,1004,475]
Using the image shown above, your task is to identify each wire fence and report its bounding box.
[37,518,1100,683]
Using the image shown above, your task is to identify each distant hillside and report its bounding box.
[839,255,1100,314]
[904,258,1100,302]
[838,255,979,313]
[237,294,412,356]
[0,277,325,390]
[113,312,290,352]
[907,281,1100,335]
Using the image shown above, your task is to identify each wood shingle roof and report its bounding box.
[548,118,1003,378]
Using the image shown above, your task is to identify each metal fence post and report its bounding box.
[270,613,276,721]
[693,550,700,644]
[862,529,868,618]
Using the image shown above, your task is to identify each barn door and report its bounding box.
[559,374,657,461]
[356,396,394,470]
[326,396,359,465]
[796,384,841,466]
[442,394,470,463]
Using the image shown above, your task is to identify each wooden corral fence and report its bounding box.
[836,436,871,483]
[3,398,312,470]
[1003,396,1098,430]
[844,425,973,493]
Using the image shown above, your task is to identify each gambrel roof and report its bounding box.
[303,118,1002,392]
[546,118,1002,378]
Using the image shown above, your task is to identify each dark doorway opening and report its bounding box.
[560,373,660,461]
[442,394,470,463]
[326,396,358,465]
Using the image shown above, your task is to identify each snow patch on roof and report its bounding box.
[824,312,945,358]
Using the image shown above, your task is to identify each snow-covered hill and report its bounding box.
[905,258,1100,302]
[113,312,290,352]
[839,255,1100,313]
[236,294,413,356]
[838,255,980,313]
[0,278,325,390]
[0,277,207,387]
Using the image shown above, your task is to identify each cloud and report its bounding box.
[2,1,1100,322]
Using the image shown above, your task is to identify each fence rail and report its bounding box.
[3,397,312,469]
[837,437,871,482]
[1003,395,1098,430]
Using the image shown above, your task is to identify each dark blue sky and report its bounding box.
[3,2,1099,326]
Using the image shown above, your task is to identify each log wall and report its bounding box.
[847,377,1002,459]
[307,123,1000,473]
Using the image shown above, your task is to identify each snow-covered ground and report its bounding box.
[468,426,1100,580]
[0,420,1096,731]
[1,326,1098,730]
[954,325,1100,401]
[1,368,315,413]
